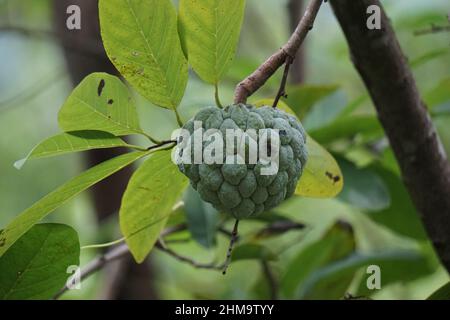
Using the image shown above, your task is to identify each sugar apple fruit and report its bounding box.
[176,104,308,219]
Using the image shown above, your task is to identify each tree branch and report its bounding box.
[234,0,323,104]
[330,0,450,273]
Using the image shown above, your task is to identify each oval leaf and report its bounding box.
[184,186,219,248]
[296,136,344,198]
[337,158,390,211]
[0,224,80,300]
[281,220,355,298]
[0,151,147,257]
[15,131,135,170]
[100,0,188,109]
[179,0,246,84]
[58,73,142,136]
[120,150,188,263]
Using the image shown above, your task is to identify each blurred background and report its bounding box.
[0,0,449,299]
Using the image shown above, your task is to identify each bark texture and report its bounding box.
[52,0,158,299]
[330,0,450,272]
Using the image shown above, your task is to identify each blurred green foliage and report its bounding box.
[0,0,449,300]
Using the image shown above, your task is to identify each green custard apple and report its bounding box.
[176,104,308,219]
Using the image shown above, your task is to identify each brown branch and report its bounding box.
[330,0,450,273]
[234,0,323,104]
[288,0,306,83]
[54,242,130,299]
[272,55,294,108]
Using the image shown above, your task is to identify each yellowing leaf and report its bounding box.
[253,98,344,198]
[296,136,343,198]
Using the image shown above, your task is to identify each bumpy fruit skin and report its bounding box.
[176,104,308,219]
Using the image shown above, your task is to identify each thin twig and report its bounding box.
[155,241,220,270]
[55,223,187,299]
[54,242,130,299]
[222,219,240,275]
[272,55,294,108]
[261,260,278,300]
[234,0,323,103]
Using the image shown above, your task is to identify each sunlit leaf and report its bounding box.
[100,0,188,109]
[120,150,188,263]
[0,151,147,257]
[0,224,79,300]
[15,131,138,170]
[179,0,246,84]
[58,73,143,136]
[296,136,343,198]
[427,282,450,300]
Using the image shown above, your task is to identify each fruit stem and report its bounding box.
[215,83,223,108]
[222,219,240,275]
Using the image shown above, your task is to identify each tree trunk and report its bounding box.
[52,0,158,299]
[288,0,306,83]
[330,0,450,273]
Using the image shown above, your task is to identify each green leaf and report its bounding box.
[99,0,188,109]
[280,221,355,298]
[15,131,138,170]
[302,90,348,131]
[355,243,437,297]
[296,136,344,198]
[337,158,390,211]
[0,224,79,300]
[425,77,450,110]
[179,0,246,84]
[300,248,428,300]
[232,243,277,262]
[0,151,147,257]
[427,282,450,300]
[410,48,449,69]
[120,150,188,263]
[308,115,383,144]
[367,166,427,240]
[58,73,143,136]
[184,186,219,248]
[283,84,340,119]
